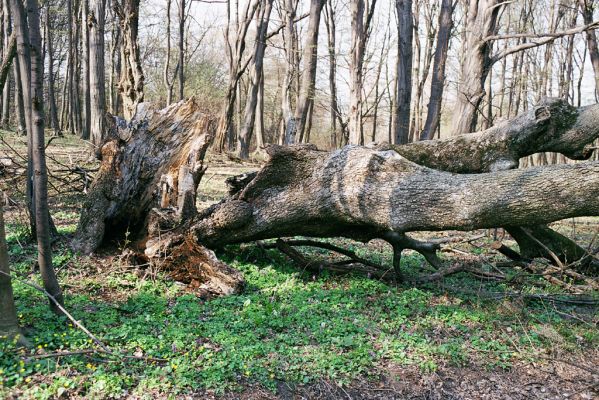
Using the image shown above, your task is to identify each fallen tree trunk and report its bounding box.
[187,145,599,246]
[74,98,599,293]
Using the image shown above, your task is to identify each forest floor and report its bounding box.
[0,132,598,399]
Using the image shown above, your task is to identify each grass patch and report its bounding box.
[1,236,597,398]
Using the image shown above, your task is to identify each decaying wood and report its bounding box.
[72,98,245,295]
[74,98,599,294]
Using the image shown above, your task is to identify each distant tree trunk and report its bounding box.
[13,57,25,134]
[0,195,19,338]
[177,0,185,100]
[109,9,121,114]
[324,0,339,148]
[89,0,106,145]
[348,0,365,145]
[214,0,260,152]
[421,0,453,140]
[255,70,265,149]
[279,0,298,144]
[580,0,599,94]
[44,5,60,136]
[81,0,91,139]
[348,0,377,145]
[394,0,413,144]
[1,0,10,128]
[237,0,273,159]
[116,0,144,120]
[291,0,324,144]
[163,0,177,106]
[451,0,501,134]
[12,0,64,313]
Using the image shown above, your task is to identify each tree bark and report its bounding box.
[451,0,501,135]
[421,0,453,141]
[291,0,324,144]
[44,6,60,136]
[81,0,91,140]
[580,0,599,95]
[213,0,260,152]
[177,0,185,100]
[279,0,298,145]
[89,0,106,145]
[1,0,11,128]
[12,0,64,313]
[116,0,144,120]
[394,0,413,144]
[236,0,273,159]
[324,0,340,148]
[0,192,19,338]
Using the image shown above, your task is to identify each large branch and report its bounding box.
[386,98,598,173]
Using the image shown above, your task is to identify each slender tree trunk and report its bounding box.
[116,0,144,120]
[279,0,298,144]
[255,70,265,149]
[237,0,273,159]
[1,0,10,128]
[163,0,177,106]
[177,0,185,100]
[81,0,91,139]
[348,0,377,144]
[580,0,599,95]
[421,0,453,140]
[13,57,26,134]
[291,0,324,144]
[451,0,501,134]
[324,0,339,148]
[394,0,413,144]
[348,0,365,145]
[89,0,106,145]
[0,194,19,338]
[12,0,64,312]
[213,0,260,152]
[44,5,60,135]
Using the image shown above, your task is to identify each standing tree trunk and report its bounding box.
[177,0,185,100]
[163,0,177,106]
[279,0,298,144]
[348,0,377,145]
[213,0,260,152]
[1,0,10,128]
[81,0,91,140]
[12,0,64,313]
[324,0,340,148]
[109,7,121,115]
[290,0,324,144]
[44,4,60,136]
[421,0,453,140]
[580,0,599,95]
[394,0,413,144]
[116,0,144,120]
[0,193,19,339]
[451,0,501,134]
[237,0,273,159]
[89,0,106,145]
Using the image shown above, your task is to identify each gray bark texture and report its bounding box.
[89,0,106,145]
[74,98,599,294]
[394,0,413,145]
[0,192,19,338]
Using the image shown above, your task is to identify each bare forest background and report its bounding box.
[3,0,599,159]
